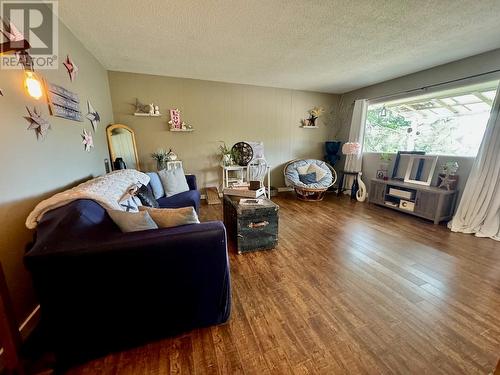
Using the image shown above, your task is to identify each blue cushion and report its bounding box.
[146,172,165,199]
[299,173,317,184]
[157,189,201,213]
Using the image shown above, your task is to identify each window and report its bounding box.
[363,81,498,156]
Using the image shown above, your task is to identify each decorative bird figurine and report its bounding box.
[86,100,100,131]
[25,106,51,139]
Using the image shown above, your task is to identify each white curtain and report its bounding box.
[344,99,368,191]
[448,83,500,241]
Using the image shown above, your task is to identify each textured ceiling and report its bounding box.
[58,0,500,93]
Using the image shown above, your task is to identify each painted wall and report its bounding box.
[335,49,500,201]
[0,19,113,322]
[108,71,340,189]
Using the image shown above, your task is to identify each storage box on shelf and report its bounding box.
[369,178,457,224]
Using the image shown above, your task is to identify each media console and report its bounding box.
[369,178,458,225]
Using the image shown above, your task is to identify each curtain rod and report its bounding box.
[361,68,500,103]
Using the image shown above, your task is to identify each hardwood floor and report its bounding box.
[67,193,500,374]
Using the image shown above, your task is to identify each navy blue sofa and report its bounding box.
[24,175,231,364]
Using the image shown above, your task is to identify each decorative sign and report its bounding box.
[45,81,83,122]
[169,108,182,129]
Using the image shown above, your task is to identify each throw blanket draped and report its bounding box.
[26,170,150,229]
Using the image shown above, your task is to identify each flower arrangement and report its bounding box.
[301,106,326,127]
[309,106,325,118]
[218,141,239,166]
[151,149,169,170]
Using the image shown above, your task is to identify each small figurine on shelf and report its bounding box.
[166,148,178,161]
[154,105,160,115]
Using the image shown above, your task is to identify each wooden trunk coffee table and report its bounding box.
[223,195,279,254]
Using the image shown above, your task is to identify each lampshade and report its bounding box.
[342,142,361,155]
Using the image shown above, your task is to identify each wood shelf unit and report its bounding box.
[369,178,458,224]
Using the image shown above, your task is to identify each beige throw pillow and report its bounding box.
[139,206,200,228]
[307,163,327,182]
[296,164,310,175]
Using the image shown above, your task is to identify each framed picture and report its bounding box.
[376,169,388,180]
[392,151,425,180]
[404,155,438,186]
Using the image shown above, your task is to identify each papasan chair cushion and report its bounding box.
[284,159,336,201]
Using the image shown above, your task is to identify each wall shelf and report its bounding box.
[169,128,194,132]
[300,126,319,129]
[133,113,162,117]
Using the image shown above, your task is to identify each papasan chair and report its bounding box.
[284,159,337,201]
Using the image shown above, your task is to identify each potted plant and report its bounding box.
[151,149,169,170]
[218,141,233,166]
[379,153,392,171]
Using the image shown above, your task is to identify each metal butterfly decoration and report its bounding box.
[0,20,24,42]
[63,55,78,82]
[86,100,100,131]
[81,129,94,152]
[25,106,51,139]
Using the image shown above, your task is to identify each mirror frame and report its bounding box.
[106,124,140,171]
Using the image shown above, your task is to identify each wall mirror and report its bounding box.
[106,124,140,171]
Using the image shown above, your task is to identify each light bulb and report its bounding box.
[25,71,43,100]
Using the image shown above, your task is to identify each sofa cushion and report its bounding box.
[107,209,158,232]
[157,189,201,213]
[136,185,160,208]
[158,167,190,197]
[146,172,165,199]
[299,172,317,184]
[139,206,199,228]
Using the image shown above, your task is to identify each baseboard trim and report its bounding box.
[277,187,293,192]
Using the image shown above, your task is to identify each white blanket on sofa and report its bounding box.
[26,169,150,229]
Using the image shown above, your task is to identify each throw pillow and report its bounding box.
[299,172,317,185]
[107,210,158,232]
[146,172,165,200]
[307,163,327,182]
[296,164,310,175]
[158,167,190,197]
[118,185,142,212]
[139,206,200,228]
[136,184,160,208]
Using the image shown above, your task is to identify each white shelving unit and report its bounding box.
[221,165,271,198]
